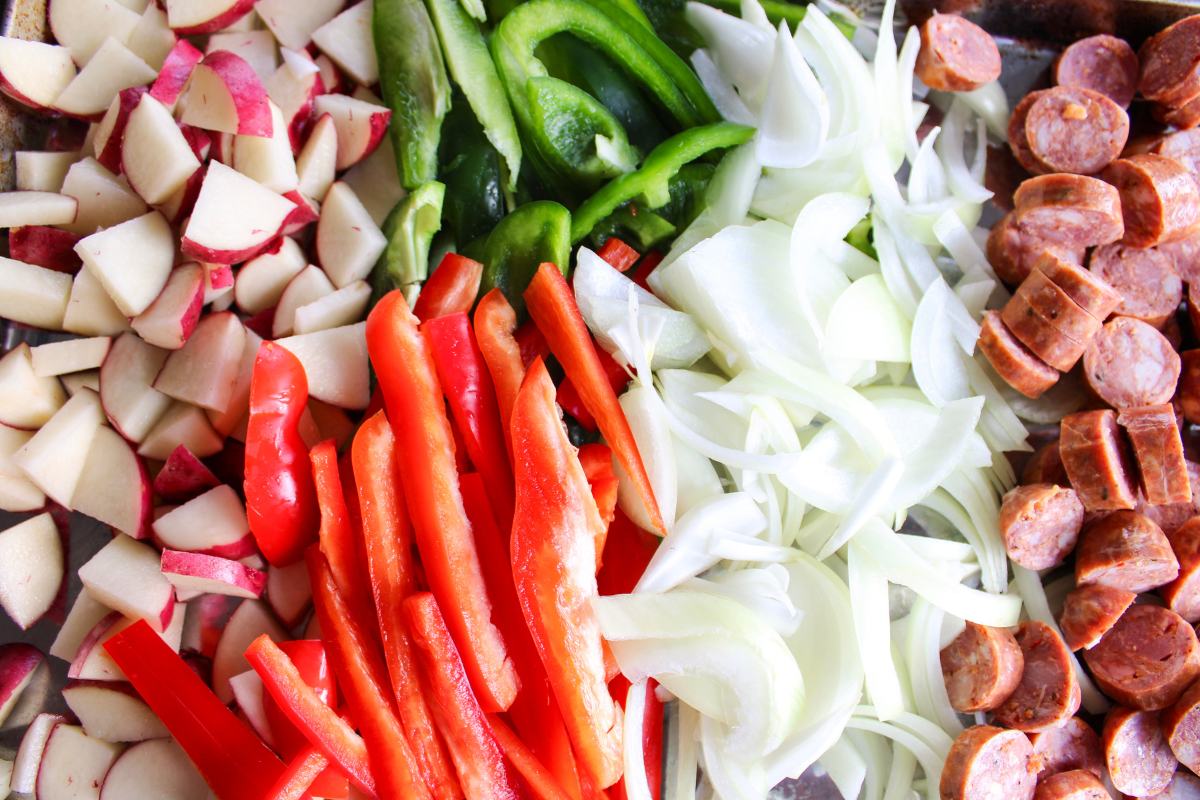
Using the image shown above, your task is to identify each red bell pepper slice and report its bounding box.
[402,592,522,799]
[578,444,619,529]
[511,359,625,789]
[307,549,435,800]
[474,288,526,448]
[366,290,517,713]
[608,681,664,800]
[516,320,550,366]
[597,510,660,598]
[103,620,285,800]
[630,251,664,293]
[424,312,515,526]
[268,746,329,800]
[413,253,484,321]
[524,263,666,537]
[245,342,320,566]
[597,237,640,273]
[352,413,461,798]
[558,348,630,432]
[488,714,573,800]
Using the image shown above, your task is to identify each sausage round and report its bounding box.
[1022,439,1069,486]
[940,621,1025,713]
[1009,91,1053,175]
[1034,251,1122,322]
[1157,94,1200,131]
[1142,461,1200,536]
[916,13,1002,93]
[992,621,1081,732]
[1084,603,1200,710]
[1024,87,1130,175]
[1088,245,1182,329]
[1144,773,1200,800]
[988,213,1087,288]
[1102,705,1178,796]
[1154,129,1200,175]
[979,310,1060,400]
[1000,286,1098,373]
[1119,404,1192,506]
[1156,229,1200,285]
[1102,154,1200,248]
[1075,509,1180,591]
[1055,34,1139,108]
[1189,284,1200,342]
[1013,174,1125,250]
[1032,770,1110,800]
[999,483,1086,570]
[1059,582,1137,651]
[1163,679,1200,780]
[1059,409,1139,512]
[1029,716,1105,780]
[1163,517,1200,622]
[1138,15,1200,108]
[940,725,1038,800]
[1181,352,1200,426]
[1082,317,1181,409]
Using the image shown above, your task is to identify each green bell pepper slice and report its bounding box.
[373,182,446,306]
[479,200,571,317]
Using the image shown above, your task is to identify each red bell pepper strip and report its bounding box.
[607,681,664,800]
[245,342,320,566]
[487,714,573,800]
[558,348,630,432]
[596,237,640,273]
[268,747,329,800]
[366,290,518,713]
[524,263,666,537]
[402,592,522,799]
[413,252,484,321]
[511,359,625,789]
[630,251,664,293]
[516,320,551,366]
[307,549,436,800]
[596,510,660,598]
[578,443,619,530]
[424,312,515,526]
[474,288,526,450]
[352,413,462,798]
[103,620,285,800]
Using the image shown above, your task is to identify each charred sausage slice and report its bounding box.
[1084,604,1200,710]
[979,310,1060,399]
[1029,717,1105,780]
[1059,582,1137,651]
[1032,770,1110,800]
[992,621,1081,732]
[1055,34,1139,108]
[1088,245,1182,329]
[940,622,1025,713]
[1013,174,1125,250]
[1024,86,1130,175]
[916,13,1002,92]
[1102,154,1200,248]
[1060,410,1139,512]
[1163,517,1200,623]
[1075,509,1179,592]
[1162,678,1200,776]
[1118,404,1191,506]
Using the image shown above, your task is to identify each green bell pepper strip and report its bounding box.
[697,0,856,37]
[480,200,571,317]
[440,95,507,247]
[571,121,754,243]
[526,76,641,187]
[372,181,446,306]
[458,0,485,20]
[374,0,451,190]
[425,0,522,189]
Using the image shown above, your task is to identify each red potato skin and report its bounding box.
[915,13,1001,92]
[979,310,1060,399]
[998,483,1085,570]
[1102,705,1178,797]
[940,725,1038,800]
[1163,517,1200,622]
[193,50,274,138]
[940,622,1024,713]
[1058,582,1136,651]
[8,226,82,273]
[1084,604,1200,710]
[1074,510,1179,592]
[1059,410,1139,513]
[169,0,256,35]
[992,621,1081,733]
[1161,677,1200,774]
[149,40,204,108]
[1055,34,1139,108]
[1032,769,1110,800]
[1029,717,1105,781]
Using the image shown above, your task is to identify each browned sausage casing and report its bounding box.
[988,213,1088,288]
[1034,252,1122,322]
[1009,91,1053,175]
[999,483,1085,570]
[1102,154,1200,248]
[992,621,1081,732]
[1153,129,1200,175]
[1055,34,1139,108]
[1088,245,1182,329]
[1142,461,1200,536]
[1022,439,1069,486]
[940,622,1025,713]
[1142,772,1200,800]
[1001,271,1102,372]
[915,13,1002,93]
[1156,93,1200,130]
[1181,352,1200,427]
[1138,15,1200,108]
[1029,717,1105,781]
[1024,87,1129,175]
[1156,229,1200,285]
[1084,604,1200,710]
[1059,582,1137,651]
[1060,410,1139,512]
[1163,517,1200,622]
[1119,405,1191,506]
[1013,174,1125,250]
[1032,770,1110,800]
[1075,509,1179,591]
[1162,678,1200,776]
[979,310,1060,400]
[1102,705,1178,796]
[1082,317,1181,410]
[940,725,1038,800]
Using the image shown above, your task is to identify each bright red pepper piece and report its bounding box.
[413,252,485,321]
[630,251,664,293]
[245,342,320,566]
[597,237,640,273]
[307,548,433,800]
[558,348,631,432]
[596,510,660,598]
[103,620,285,800]
[366,290,518,713]
[402,592,522,799]
[352,412,462,798]
[511,358,625,789]
[268,746,329,800]
[608,680,664,800]
[578,443,619,530]
[474,288,526,452]
[425,312,516,526]
[524,262,666,537]
[487,714,574,800]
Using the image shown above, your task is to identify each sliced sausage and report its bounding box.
[940,725,1038,800]
[940,622,1025,713]
[1033,770,1110,800]
[1163,517,1200,622]
[1024,87,1130,175]
[1000,285,1098,373]
[1013,174,1125,250]
[1088,244,1182,329]
[1138,15,1200,109]
[1189,284,1200,340]
[915,13,1002,93]
[1102,706,1178,797]
[1181,352,1200,426]
[1143,773,1200,800]
[1022,439,1069,486]
[1153,129,1200,175]
[1055,34,1139,108]
[1059,582,1137,651]
[1119,405,1192,506]
[1155,229,1200,285]
[1060,409,1139,512]
[988,213,1087,288]
[1162,679,1200,779]
[1084,604,1200,710]
[1102,154,1200,248]
[999,483,1086,570]
[1075,509,1180,591]
[992,621,1081,732]
[1156,95,1200,131]
[1142,461,1200,535]
[1010,91,1053,175]
[1082,317,1181,409]
[1029,717,1105,780]
[1034,251,1122,322]
[979,310,1061,399]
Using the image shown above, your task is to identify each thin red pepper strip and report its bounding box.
[413,253,484,321]
[268,747,329,800]
[474,288,526,452]
[597,510,660,598]
[524,263,666,537]
[402,592,523,799]
[578,443,619,563]
[245,634,376,797]
[366,290,517,713]
[487,714,573,800]
[596,237,640,273]
[511,358,625,789]
[306,549,433,800]
[245,342,320,566]
[352,413,462,799]
[558,347,630,432]
[425,312,516,526]
[608,680,664,800]
[103,620,285,800]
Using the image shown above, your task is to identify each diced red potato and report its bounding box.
[69,607,184,682]
[1102,154,1200,248]
[1032,770,1109,800]
[61,680,169,742]
[34,723,122,800]
[0,514,64,631]
[1074,510,1179,592]
[1023,86,1129,176]
[10,713,67,795]
[160,549,267,599]
[940,725,1038,800]
[1084,604,1200,710]
[1058,582,1136,651]
[1118,405,1192,506]
[992,621,1081,732]
[939,621,1024,713]
[1029,717,1105,781]
[211,599,288,704]
[1054,34,1139,108]
[1060,410,1139,513]
[180,163,296,264]
[1088,244,1182,329]
[151,484,255,559]
[1102,705,1178,797]
[0,643,44,727]
[1082,317,1180,410]
[915,13,1002,92]
[979,310,1060,399]
[70,425,153,539]
[99,738,210,800]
